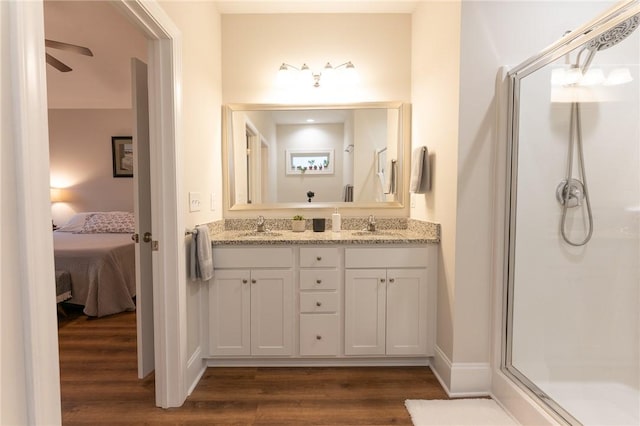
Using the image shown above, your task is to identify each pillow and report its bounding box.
[77,212,135,234]
[57,211,131,232]
[56,213,93,232]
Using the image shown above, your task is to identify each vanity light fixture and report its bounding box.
[277,61,356,88]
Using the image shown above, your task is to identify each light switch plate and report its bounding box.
[189,192,201,212]
[210,193,216,211]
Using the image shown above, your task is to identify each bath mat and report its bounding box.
[405,398,518,426]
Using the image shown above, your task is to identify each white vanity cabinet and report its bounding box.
[207,242,437,364]
[344,247,435,356]
[209,247,294,356]
[298,247,341,356]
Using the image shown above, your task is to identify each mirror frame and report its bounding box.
[222,102,411,215]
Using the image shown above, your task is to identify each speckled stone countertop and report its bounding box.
[209,218,440,246]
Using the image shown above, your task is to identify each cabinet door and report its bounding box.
[386,268,428,355]
[344,269,386,355]
[209,269,251,356]
[250,269,294,356]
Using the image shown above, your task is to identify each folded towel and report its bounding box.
[410,146,430,193]
[190,225,214,281]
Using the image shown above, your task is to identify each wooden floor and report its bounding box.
[58,308,448,425]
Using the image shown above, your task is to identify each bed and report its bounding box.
[53,212,136,317]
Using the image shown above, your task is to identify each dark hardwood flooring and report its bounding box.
[58,307,448,425]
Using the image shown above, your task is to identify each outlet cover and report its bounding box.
[210,193,216,211]
[189,192,201,212]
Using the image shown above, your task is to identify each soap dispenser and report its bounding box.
[332,208,341,232]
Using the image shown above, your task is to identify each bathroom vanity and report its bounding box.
[206,229,438,366]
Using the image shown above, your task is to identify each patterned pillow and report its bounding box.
[78,212,135,233]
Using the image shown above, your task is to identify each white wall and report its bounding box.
[48,109,134,225]
[410,1,461,386]
[158,0,222,387]
[221,14,410,106]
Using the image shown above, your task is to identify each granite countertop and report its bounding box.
[210,228,439,246]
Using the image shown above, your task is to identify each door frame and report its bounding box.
[101,0,188,409]
[9,0,187,420]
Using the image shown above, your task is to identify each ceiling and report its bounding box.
[44,0,416,109]
[44,1,147,109]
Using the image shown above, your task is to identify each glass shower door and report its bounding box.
[503,5,640,425]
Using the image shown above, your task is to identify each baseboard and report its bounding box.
[186,346,206,396]
[206,357,431,367]
[432,346,491,397]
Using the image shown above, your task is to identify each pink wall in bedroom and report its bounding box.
[49,108,134,226]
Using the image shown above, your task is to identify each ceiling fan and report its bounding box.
[45,39,94,72]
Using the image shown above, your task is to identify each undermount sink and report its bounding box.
[238,230,283,238]
[351,230,403,237]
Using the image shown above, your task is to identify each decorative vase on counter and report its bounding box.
[292,216,306,232]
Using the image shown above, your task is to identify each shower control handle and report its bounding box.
[556,178,585,208]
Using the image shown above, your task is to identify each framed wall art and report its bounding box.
[112,136,134,178]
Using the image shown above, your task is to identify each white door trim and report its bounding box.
[6,1,62,423]
[114,0,186,408]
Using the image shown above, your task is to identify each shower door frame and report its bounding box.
[501,1,640,424]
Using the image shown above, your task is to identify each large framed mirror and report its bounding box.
[222,102,410,212]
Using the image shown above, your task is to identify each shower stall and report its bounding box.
[503,1,640,424]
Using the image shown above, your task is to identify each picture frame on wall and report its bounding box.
[112,136,134,178]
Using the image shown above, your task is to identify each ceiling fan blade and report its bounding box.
[45,39,94,57]
[46,53,72,72]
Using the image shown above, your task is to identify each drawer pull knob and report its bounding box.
[316,335,322,340]
[251,279,257,284]
[316,279,322,284]
[242,279,248,284]
[316,301,322,307]
[316,256,322,261]
[389,278,395,283]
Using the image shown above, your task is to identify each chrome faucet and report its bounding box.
[256,215,266,232]
[367,215,376,232]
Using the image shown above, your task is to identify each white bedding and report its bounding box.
[53,231,136,317]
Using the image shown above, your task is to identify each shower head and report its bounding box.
[587,15,640,51]
[580,14,640,72]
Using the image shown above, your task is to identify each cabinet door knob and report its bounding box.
[316,279,322,284]
[316,335,322,340]
[242,279,248,284]
[316,301,322,307]
[389,278,395,283]
[251,279,257,284]
[380,278,386,283]
[316,256,322,261]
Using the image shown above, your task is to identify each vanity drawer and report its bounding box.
[299,269,340,290]
[300,314,339,356]
[300,247,340,268]
[345,247,429,268]
[300,292,339,313]
[213,247,293,268]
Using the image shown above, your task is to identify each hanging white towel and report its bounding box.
[410,146,430,193]
[190,225,214,281]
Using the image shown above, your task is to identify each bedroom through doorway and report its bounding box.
[45,0,155,400]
